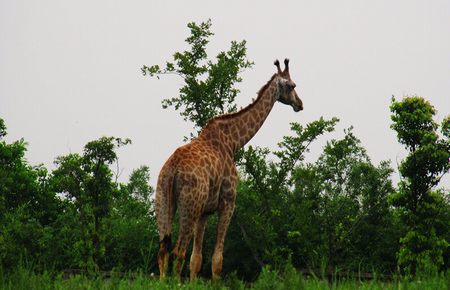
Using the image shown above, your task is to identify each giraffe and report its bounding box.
[155,58,303,281]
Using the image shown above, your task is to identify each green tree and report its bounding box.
[0,118,61,270]
[103,166,158,272]
[223,118,339,277]
[141,20,255,276]
[142,19,253,137]
[127,165,154,205]
[290,128,397,273]
[139,19,401,279]
[51,137,131,272]
[0,119,58,224]
[390,96,450,275]
[140,20,350,278]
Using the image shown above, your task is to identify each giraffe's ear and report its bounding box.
[274,59,282,74]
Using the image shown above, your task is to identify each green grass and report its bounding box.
[1,266,448,290]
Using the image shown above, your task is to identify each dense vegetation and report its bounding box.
[1,20,449,287]
[1,265,449,290]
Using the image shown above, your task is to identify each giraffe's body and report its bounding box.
[156,59,303,281]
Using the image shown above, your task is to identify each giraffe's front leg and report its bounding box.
[211,198,235,282]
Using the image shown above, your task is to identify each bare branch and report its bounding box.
[236,220,265,268]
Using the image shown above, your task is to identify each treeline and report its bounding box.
[0,127,157,273]
[1,20,449,281]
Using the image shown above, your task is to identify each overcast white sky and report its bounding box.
[1,0,449,188]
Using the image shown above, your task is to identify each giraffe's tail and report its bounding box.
[156,163,177,277]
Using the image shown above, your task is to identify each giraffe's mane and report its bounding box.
[202,74,277,129]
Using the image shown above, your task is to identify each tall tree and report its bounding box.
[142,19,253,137]
[103,166,158,272]
[290,128,397,273]
[0,118,60,270]
[51,137,130,272]
[227,118,339,274]
[126,165,154,205]
[390,96,449,275]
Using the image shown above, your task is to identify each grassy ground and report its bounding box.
[1,266,448,290]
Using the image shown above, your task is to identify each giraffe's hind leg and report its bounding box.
[172,185,205,278]
[172,233,192,277]
[172,216,195,278]
[158,235,171,280]
[190,215,208,281]
[157,210,176,280]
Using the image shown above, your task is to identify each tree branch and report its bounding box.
[236,220,265,268]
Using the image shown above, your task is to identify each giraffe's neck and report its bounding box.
[199,75,279,155]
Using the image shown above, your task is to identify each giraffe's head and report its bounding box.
[274,59,303,112]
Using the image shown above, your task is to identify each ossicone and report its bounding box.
[274,59,282,74]
[284,58,289,72]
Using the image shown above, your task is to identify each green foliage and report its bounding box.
[226,120,398,276]
[127,165,154,204]
[390,97,439,150]
[0,125,57,223]
[0,118,6,138]
[274,117,340,185]
[51,137,131,272]
[142,19,253,136]
[103,166,158,272]
[442,116,450,138]
[226,118,342,274]
[290,128,397,273]
[191,116,400,279]
[0,118,61,270]
[390,96,450,275]
[1,20,449,284]
[1,118,159,274]
[2,265,449,290]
